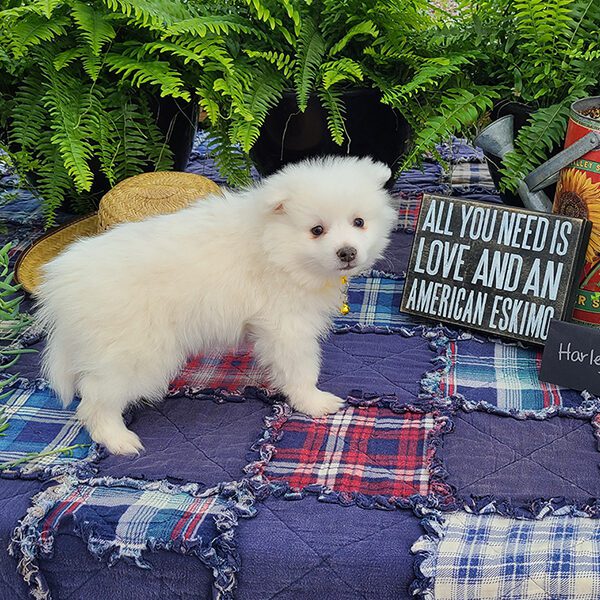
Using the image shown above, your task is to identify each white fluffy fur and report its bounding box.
[35,156,397,455]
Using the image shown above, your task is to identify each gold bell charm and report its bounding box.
[339,275,350,314]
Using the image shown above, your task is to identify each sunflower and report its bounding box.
[554,168,600,263]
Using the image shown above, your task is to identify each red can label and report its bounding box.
[553,116,600,325]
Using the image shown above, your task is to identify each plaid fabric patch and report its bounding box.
[11,475,255,600]
[430,511,600,600]
[0,382,91,477]
[439,339,583,413]
[259,403,451,501]
[396,193,422,231]
[449,162,495,188]
[169,346,268,395]
[40,481,219,548]
[333,275,425,333]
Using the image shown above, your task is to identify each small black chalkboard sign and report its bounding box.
[540,319,600,396]
[400,195,591,344]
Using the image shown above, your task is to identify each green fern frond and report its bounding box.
[230,67,284,152]
[321,58,363,89]
[81,49,102,80]
[244,50,295,78]
[53,47,83,70]
[329,20,379,56]
[89,105,118,185]
[241,0,280,30]
[36,140,74,227]
[206,126,253,187]
[199,99,220,124]
[142,40,207,66]
[31,0,63,19]
[100,0,188,29]
[105,53,190,100]
[294,19,325,111]
[400,87,499,171]
[164,15,258,37]
[10,75,47,151]
[280,0,301,34]
[110,97,153,181]
[382,55,473,105]
[318,87,347,146]
[44,67,95,192]
[11,13,70,57]
[500,99,573,191]
[71,1,116,55]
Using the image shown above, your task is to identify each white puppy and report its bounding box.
[36,156,397,455]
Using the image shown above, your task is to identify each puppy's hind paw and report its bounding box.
[289,389,345,418]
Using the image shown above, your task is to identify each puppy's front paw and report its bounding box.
[90,426,145,456]
[289,389,345,418]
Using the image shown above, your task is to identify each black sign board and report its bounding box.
[540,319,600,396]
[400,195,591,344]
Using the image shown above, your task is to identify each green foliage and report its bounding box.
[0,0,192,226]
[464,0,600,190]
[3,0,597,213]
[0,241,34,393]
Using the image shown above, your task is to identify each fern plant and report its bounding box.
[169,0,498,180]
[461,0,600,191]
[0,0,200,226]
[6,0,588,219]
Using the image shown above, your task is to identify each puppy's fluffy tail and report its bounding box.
[35,301,76,408]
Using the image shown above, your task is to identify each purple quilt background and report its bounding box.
[236,497,421,600]
[442,411,600,502]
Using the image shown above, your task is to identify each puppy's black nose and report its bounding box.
[337,246,357,263]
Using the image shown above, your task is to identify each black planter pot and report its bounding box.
[151,95,198,171]
[250,88,410,186]
[485,100,559,206]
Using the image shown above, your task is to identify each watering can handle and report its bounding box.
[525,131,600,192]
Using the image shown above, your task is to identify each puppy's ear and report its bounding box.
[366,160,392,188]
[261,179,289,214]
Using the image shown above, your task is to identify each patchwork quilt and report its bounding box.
[2,136,599,600]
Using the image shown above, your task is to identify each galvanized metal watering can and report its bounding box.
[474,115,553,213]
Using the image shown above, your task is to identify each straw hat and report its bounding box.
[16,171,222,294]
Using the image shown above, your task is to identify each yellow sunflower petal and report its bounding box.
[554,168,600,263]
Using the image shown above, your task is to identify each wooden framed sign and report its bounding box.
[400,194,591,344]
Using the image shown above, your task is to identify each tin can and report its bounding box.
[525,96,600,326]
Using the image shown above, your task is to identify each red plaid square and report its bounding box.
[169,346,268,394]
[397,193,422,231]
[264,405,445,498]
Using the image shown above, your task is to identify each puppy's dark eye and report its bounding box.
[353,217,365,228]
[311,225,324,237]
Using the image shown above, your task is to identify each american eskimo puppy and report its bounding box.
[36,157,397,455]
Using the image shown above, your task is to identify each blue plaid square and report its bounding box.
[333,275,424,333]
[11,475,255,600]
[0,382,91,477]
[420,511,600,599]
[440,338,584,413]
